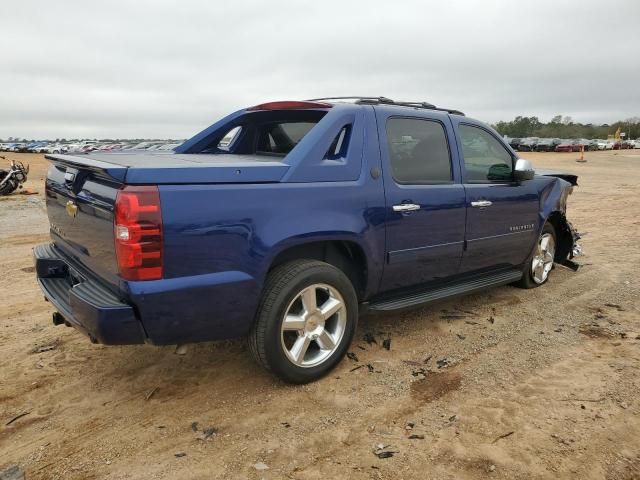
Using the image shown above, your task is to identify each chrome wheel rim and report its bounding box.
[532,233,555,284]
[280,283,347,368]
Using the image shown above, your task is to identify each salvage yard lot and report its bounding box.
[1,151,639,480]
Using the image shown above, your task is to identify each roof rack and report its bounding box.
[306,96,465,116]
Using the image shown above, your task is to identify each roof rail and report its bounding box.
[306,96,465,116]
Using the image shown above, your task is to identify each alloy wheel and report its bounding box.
[280,283,347,368]
[532,233,555,284]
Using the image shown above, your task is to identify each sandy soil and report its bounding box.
[1,150,639,480]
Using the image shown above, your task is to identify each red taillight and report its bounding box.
[246,100,332,111]
[114,186,163,281]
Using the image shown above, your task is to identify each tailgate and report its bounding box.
[45,155,125,289]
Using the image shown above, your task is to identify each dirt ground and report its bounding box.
[1,150,639,480]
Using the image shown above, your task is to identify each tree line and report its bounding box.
[492,116,640,140]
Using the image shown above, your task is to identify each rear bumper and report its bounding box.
[34,243,146,345]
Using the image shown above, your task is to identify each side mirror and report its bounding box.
[514,158,535,181]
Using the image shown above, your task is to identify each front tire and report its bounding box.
[516,223,556,289]
[249,260,358,384]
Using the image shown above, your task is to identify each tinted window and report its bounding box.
[459,125,513,182]
[386,118,452,183]
[256,121,316,155]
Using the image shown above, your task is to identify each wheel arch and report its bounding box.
[538,175,576,262]
[266,238,369,301]
[545,211,575,262]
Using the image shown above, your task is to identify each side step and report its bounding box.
[367,270,522,312]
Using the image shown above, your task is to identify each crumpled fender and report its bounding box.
[540,177,571,220]
[538,176,581,264]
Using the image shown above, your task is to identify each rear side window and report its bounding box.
[386,118,452,184]
[256,122,316,155]
[459,125,513,182]
[218,126,242,150]
[325,125,351,159]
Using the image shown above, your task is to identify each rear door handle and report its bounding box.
[393,203,421,212]
[471,200,492,208]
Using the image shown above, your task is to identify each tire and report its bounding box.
[516,223,557,289]
[0,172,18,196]
[249,259,358,384]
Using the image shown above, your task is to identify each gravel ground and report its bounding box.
[0,150,639,480]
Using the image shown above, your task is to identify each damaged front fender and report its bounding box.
[537,174,582,267]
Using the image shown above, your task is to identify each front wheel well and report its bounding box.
[268,241,367,300]
[546,211,573,261]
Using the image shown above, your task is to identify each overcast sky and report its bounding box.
[2,0,639,139]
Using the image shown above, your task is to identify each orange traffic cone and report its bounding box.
[576,145,586,163]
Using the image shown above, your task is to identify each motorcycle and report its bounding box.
[0,156,30,195]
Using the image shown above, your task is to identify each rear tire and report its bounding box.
[516,223,556,289]
[249,259,358,384]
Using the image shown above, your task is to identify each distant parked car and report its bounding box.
[610,140,634,150]
[518,137,539,152]
[104,143,128,151]
[43,144,69,154]
[144,144,166,151]
[156,143,182,151]
[67,142,98,153]
[127,141,161,150]
[555,140,580,153]
[571,139,593,151]
[6,143,25,152]
[535,138,561,152]
[34,144,52,153]
[508,138,521,151]
[22,142,45,153]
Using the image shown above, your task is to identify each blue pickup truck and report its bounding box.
[34,97,580,383]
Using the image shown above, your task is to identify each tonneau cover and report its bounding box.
[45,153,290,184]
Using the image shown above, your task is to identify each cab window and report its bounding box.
[386,118,452,184]
[459,125,513,183]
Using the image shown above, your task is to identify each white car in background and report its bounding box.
[127,141,163,150]
[156,142,182,151]
[595,139,613,150]
[66,141,98,153]
[42,144,68,154]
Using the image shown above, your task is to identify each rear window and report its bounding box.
[256,122,317,155]
[197,109,327,156]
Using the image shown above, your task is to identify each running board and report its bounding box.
[367,270,522,312]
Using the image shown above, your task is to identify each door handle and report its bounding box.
[393,203,421,212]
[471,200,492,208]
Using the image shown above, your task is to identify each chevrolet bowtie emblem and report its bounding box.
[65,200,78,218]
